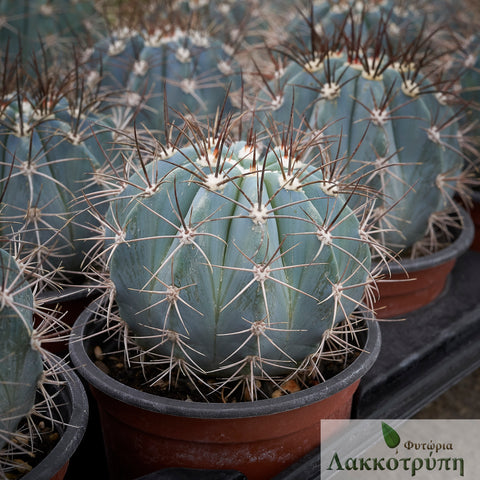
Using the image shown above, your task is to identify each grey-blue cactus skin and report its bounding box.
[0,96,112,276]
[86,29,241,138]
[286,0,424,48]
[0,0,99,64]
[0,249,43,452]
[263,53,464,253]
[458,38,480,108]
[451,34,480,143]
[105,140,371,379]
[177,0,277,46]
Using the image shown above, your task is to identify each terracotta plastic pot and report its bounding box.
[22,359,89,480]
[69,301,381,480]
[373,206,474,318]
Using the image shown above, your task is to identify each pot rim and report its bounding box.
[37,283,99,304]
[22,358,89,480]
[381,205,474,275]
[69,302,381,419]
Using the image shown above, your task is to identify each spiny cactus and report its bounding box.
[89,114,382,400]
[0,249,43,449]
[0,245,75,477]
[455,35,480,113]
[257,20,476,257]
[0,248,43,460]
[0,0,101,65]
[175,0,284,47]
[435,12,480,157]
[82,9,243,141]
[0,57,118,285]
[285,0,428,50]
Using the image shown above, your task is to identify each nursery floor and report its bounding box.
[414,366,480,419]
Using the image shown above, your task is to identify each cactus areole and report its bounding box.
[104,136,373,384]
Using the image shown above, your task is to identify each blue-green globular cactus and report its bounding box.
[456,35,480,109]
[286,0,426,50]
[0,0,99,64]
[260,27,469,256]
[0,72,115,282]
[99,119,377,398]
[0,248,43,454]
[442,28,480,152]
[176,0,282,47]
[84,22,242,140]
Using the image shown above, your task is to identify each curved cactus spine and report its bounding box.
[91,115,381,399]
[0,59,117,284]
[0,248,43,455]
[258,21,474,256]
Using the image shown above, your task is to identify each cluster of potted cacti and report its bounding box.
[1,0,480,479]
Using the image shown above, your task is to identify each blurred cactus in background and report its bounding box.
[286,0,427,50]
[0,0,101,66]
[81,2,244,142]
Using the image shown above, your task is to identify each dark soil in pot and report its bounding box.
[93,336,362,404]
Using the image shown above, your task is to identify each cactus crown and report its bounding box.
[87,110,386,401]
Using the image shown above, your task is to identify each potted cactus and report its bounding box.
[255,6,478,317]
[69,114,382,479]
[0,53,123,344]
[0,247,88,480]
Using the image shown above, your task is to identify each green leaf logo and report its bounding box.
[381,422,401,449]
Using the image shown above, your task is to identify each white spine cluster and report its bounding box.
[249,203,269,225]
